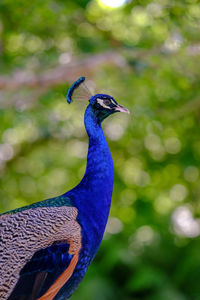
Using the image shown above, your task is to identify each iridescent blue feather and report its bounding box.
[66,76,86,103]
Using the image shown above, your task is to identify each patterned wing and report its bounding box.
[0,206,82,300]
[8,242,73,300]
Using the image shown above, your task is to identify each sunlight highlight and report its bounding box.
[99,0,127,8]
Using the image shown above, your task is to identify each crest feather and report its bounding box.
[66,77,92,104]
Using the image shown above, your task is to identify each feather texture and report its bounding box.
[0,205,81,299]
[66,77,92,103]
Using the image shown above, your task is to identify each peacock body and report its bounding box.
[0,77,129,300]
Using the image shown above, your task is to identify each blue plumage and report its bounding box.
[0,77,129,300]
[66,76,85,103]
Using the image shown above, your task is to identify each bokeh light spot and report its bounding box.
[135,226,155,245]
[106,217,123,234]
[172,206,200,238]
[164,137,181,154]
[170,184,188,202]
[99,0,127,8]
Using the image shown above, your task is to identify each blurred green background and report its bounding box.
[0,0,200,299]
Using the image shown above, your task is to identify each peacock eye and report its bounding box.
[103,99,111,106]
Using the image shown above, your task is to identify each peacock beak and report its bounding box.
[115,104,130,114]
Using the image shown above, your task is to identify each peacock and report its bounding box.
[0,77,129,300]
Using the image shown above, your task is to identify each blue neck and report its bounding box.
[83,104,114,186]
[66,104,114,252]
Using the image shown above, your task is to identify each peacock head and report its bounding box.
[67,76,129,123]
[89,93,129,122]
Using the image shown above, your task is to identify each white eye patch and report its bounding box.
[96,98,115,109]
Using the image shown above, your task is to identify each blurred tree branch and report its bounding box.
[0,45,199,92]
[0,52,127,91]
[0,46,199,110]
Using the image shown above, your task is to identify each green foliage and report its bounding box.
[0,0,200,299]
